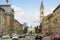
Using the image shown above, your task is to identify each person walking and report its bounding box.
[35,34,42,40]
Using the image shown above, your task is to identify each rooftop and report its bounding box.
[53,4,60,12]
[0,7,5,12]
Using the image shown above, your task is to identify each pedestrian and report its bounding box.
[35,34,42,40]
[39,35,42,40]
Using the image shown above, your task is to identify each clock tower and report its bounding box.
[40,1,44,22]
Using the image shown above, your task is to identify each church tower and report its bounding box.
[6,0,8,5]
[40,1,44,22]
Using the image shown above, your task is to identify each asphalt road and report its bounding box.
[1,36,35,40]
[42,36,51,40]
[1,36,51,40]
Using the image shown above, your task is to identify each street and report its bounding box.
[1,35,52,40]
[0,0,60,40]
[1,36,35,40]
[42,36,51,40]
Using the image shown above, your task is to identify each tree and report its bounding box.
[39,23,42,32]
[35,27,37,33]
[35,25,40,34]
[23,27,28,34]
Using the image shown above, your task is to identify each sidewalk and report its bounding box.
[42,36,51,40]
[0,38,1,40]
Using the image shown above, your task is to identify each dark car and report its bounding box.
[54,34,60,40]
[35,35,42,40]
[12,34,19,40]
[18,34,25,38]
[12,38,19,40]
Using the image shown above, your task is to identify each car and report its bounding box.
[54,34,60,40]
[12,36,19,40]
[18,35,22,38]
[12,34,19,40]
[19,34,25,38]
[21,34,25,38]
[2,35,10,39]
[35,34,42,40]
[12,38,18,40]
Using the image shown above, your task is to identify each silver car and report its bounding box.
[12,34,19,40]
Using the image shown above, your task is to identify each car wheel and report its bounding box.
[12,38,19,40]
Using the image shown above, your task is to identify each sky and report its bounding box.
[0,0,60,27]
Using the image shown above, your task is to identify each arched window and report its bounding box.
[42,12,43,14]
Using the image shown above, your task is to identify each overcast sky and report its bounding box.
[0,0,60,27]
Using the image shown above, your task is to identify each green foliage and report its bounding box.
[23,27,28,33]
[35,26,40,34]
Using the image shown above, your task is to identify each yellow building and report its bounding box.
[14,19,23,34]
[53,5,60,33]
[46,14,53,33]
[0,7,5,36]
[41,14,53,34]
[27,27,35,35]
[0,5,14,35]
[4,14,10,35]
[0,0,24,36]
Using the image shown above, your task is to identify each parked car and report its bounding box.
[54,34,60,40]
[2,35,10,39]
[35,34,42,40]
[19,34,25,38]
[12,34,19,40]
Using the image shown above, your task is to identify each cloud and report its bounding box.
[33,10,40,25]
[11,5,55,27]
[34,10,40,20]
[11,5,25,21]
[44,7,55,16]
[44,9,51,16]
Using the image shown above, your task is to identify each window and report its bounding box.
[42,12,43,14]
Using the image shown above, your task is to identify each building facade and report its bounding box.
[0,5,14,35]
[39,1,44,32]
[40,1,44,22]
[0,0,24,36]
[41,14,53,34]
[46,14,53,33]
[27,27,35,35]
[14,19,23,34]
[0,7,5,36]
[53,5,60,33]
[41,16,48,31]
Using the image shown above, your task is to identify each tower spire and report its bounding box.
[40,0,44,22]
[6,0,8,5]
[40,0,44,9]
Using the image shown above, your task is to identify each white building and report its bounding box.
[27,27,35,35]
